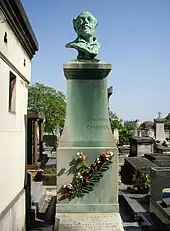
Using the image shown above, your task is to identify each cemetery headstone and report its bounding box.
[129,137,154,157]
[121,157,157,185]
[150,167,170,225]
[114,128,119,144]
[55,12,124,231]
[154,113,165,142]
[134,120,140,136]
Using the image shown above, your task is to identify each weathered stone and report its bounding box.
[55,213,124,231]
[60,61,115,148]
[56,60,122,230]
[150,167,170,224]
[120,157,157,185]
[129,136,154,157]
[154,118,165,142]
[56,11,123,230]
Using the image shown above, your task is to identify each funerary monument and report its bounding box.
[55,12,124,231]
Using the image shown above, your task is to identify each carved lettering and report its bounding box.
[90,118,108,122]
[86,117,109,130]
[58,214,122,231]
[87,125,109,129]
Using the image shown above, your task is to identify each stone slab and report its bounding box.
[31,182,46,209]
[56,147,119,213]
[122,195,147,213]
[154,160,170,167]
[46,158,56,168]
[162,198,170,207]
[55,213,124,231]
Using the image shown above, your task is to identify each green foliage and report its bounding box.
[44,168,56,176]
[109,110,137,145]
[119,127,132,146]
[133,171,150,193]
[145,173,151,186]
[124,120,137,132]
[28,83,66,134]
[165,113,170,120]
[59,152,114,201]
[70,158,113,199]
[109,110,123,130]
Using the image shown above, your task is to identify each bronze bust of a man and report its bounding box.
[65,11,100,60]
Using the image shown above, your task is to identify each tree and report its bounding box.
[109,111,138,145]
[109,111,129,145]
[28,83,66,134]
[120,120,138,145]
[109,110,123,131]
[124,120,137,131]
[119,127,132,146]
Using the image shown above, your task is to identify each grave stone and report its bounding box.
[155,145,170,154]
[150,167,170,225]
[114,128,119,144]
[120,157,157,185]
[148,128,155,139]
[162,198,170,208]
[118,145,130,156]
[31,181,46,221]
[154,113,165,142]
[144,153,170,167]
[138,130,142,137]
[55,11,123,231]
[134,120,140,136]
[165,130,170,139]
[129,137,154,157]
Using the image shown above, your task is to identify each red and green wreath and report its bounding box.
[59,151,114,201]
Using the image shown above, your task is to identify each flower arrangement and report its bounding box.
[133,170,150,194]
[59,151,114,200]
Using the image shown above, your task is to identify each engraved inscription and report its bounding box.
[86,117,109,130]
[87,125,109,129]
[91,118,108,122]
[58,213,124,231]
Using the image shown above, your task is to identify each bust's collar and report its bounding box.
[76,36,98,45]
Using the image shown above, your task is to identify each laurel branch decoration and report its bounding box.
[59,151,114,201]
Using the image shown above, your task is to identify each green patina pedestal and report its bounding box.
[55,60,124,231]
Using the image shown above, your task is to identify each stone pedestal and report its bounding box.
[55,60,123,230]
[113,128,119,144]
[129,136,154,157]
[154,118,165,142]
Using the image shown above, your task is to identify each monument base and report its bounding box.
[56,147,119,212]
[55,213,124,231]
[55,60,123,230]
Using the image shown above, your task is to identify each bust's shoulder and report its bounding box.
[65,38,79,48]
[65,38,87,50]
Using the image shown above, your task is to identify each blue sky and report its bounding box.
[22,0,170,122]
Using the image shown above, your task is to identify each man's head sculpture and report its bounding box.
[73,12,98,39]
[65,12,100,60]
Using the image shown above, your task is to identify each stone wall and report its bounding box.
[0,1,38,229]
[0,16,29,214]
[0,190,25,231]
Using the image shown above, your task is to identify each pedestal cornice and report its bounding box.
[63,60,112,80]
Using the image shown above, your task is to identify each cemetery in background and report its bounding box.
[0,1,170,231]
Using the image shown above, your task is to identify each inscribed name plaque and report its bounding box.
[86,118,109,130]
[57,213,124,231]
